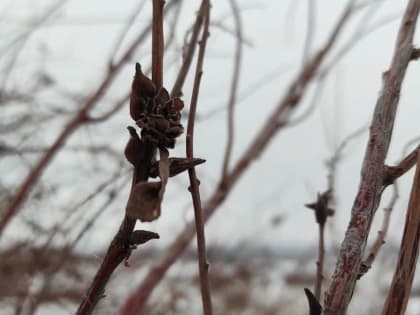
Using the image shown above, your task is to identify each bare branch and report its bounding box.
[221,0,243,181]
[383,145,420,186]
[185,2,213,314]
[152,0,165,88]
[118,3,355,313]
[324,1,420,313]
[381,154,420,314]
[306,191,334,300]
[171,2,206,98]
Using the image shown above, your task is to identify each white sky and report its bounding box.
[3,1,420,314]
[1,0,420,259]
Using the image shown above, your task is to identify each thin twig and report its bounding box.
[403,135,420,155]
[324,1,420,313]
[221,0,242,181]
[152,0,165,88]
[285,77,326,128]
[306,190,333,301]
[118,3,355,313]
[75,2,184,313]
[357,147,420,278]
[383,145,420,185]
[171,2,206,98]
[185,2,212,315]
[381,154,420,315]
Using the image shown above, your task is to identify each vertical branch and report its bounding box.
[171,2,206,98]
[119,4,355,313]
[152,0,165,88]
[306,191,333,302]
[381,153,420,315]
[76,1,184,313]
[324,1,420,314]
[221,0,242,181]
[186,2,213,315]
[316,223,325,300]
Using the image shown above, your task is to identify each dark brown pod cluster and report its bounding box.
[130,62,184,148]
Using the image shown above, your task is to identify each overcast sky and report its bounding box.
[1,0,420,259]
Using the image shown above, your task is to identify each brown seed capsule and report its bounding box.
[126,181,162,222]
[155,118,170,132]
[129,95,146,121]
[130,63,156,120]
[133,63,156,98]
[155,87,170,106]
[171,97,184,111]
[166,125,184,138]
[124,127,143,167]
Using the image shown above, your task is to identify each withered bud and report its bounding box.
[305,190,334,226]
[124,127,143,167]
[166,125,184,138]
[155,87,170,106]
[170,98,184,111]
[126,181,162,222]
[129,230,160,245]
[129,63,156,121]
[155,118,171,132]
[129,95,146,122]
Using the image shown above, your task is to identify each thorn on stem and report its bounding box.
[410,47,420,60]
[304,288,322,315]
[129,230,160,245]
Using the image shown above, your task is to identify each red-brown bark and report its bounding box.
[324,1,420,313]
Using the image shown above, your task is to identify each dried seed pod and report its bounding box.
[165,125,184,138]
[133,63,156,98]
[126,181,162,222]
[129,95,146,121]
[124,127,143,167]
[170,97,184,111]
[155,87,170,106]
[130,63,156,121]
[136,116,147,129]
[155,118,170,132]
[168,113,181,122]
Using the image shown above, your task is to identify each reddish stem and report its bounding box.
[381,154,420,315]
